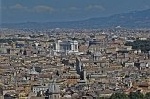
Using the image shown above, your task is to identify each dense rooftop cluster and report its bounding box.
[0,28,150,99]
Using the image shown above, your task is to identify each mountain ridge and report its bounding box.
[1,9,150,29]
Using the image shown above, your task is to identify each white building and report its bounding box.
[54,40,78,54]
[32,86,48,94]
[32,81,60,99]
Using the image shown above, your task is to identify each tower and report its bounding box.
[48,80,60,99]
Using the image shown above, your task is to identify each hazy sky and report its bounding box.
[1,0,150,23]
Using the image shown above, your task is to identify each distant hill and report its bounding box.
[1,9,150,29]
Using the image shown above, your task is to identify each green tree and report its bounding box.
[145,92,150,99]
[99,97,109,99]
[125,40,150,53]
[98,97,105,99]
[110,92,129,99]
[128,91,144,99]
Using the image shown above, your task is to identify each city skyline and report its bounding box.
[1,0,150,23]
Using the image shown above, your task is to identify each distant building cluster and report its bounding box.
[0,28,150,99]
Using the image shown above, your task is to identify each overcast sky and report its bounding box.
[1,0,150,23]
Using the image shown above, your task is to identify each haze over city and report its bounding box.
[1,0,150,23]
